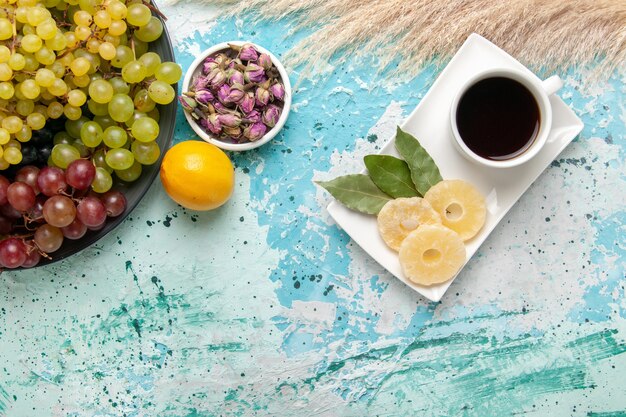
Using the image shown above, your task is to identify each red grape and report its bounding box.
[43,195,76,228]
[0,175,10,205]
[88,221,106,231]
[7,182,36,212]
[101,190,127,217]
[66,159,96,191]
[0,237,27,268]
[22,248,41,268]
[61,218,88,240]
[34,224,64,253]
[27,195,47,222]
[76,196,106,227]
[15,166,40,194]
[37,166,68,197]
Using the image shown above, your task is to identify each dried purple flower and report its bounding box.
[228,70,244,85]
[203,60,219,75]
[243,122,267,141]
[245,109,261,123]
[262,104,281,128]
[207,67,227,88]
[213,101,235,114]
[244,63,266,83]
[194,89,214,105]
[226,83,245,104]
[255,86,270,107]
[239,44,259,61]
[218,113,242,127]
[179,95,197,112]
[240,92,255,114]
[223,125,242,138]
[269,82,285,101]
[258,53,272,70]
[201,114,222,135]
[192,75,210,90]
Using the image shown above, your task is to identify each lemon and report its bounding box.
[160,141,234,211]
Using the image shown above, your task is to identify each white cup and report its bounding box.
[450,68,563,168]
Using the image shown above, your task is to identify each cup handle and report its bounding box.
[542,75,563,96]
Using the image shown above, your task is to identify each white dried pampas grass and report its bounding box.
[172,0,626,81]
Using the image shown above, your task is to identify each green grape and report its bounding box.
[0,18,12,41]
[46,60,65,77]
[80,121,103,147]
[63,104,82,120]
[148,80,175,105]
[0,156,8,170]
[154,62,182,85]
[47,101,64,119]
[93,10,112,29]
[78,0,97,14]
[126,3,151,27]
[8,53,26,71]
[108,19,127,37]
[108,93,134,122]
[15,125,32,142]
[0,128,9,145]
[73,73,90,88]
[73,10,92,26]
[5,139,20,149]
[0,46,10,62]
[51,144,80,169]
[86,38,101,54]
[132,37,148,57]
[124,111,146,128]
[121,60,147,84]
[72,139,91,158]
[0,63,13,82]
[115,160,142,182]
[132,140,160,165]
[35,46,56,65]
[75,25,91,41]
[111,45,133,68]
[27,6,49,26]
[92,167,113,193]
[36,18,58,40]
[45,32,68,51]
[64,31,79,49]
[26,112,46,130]
[16,99,35,116]
[74,49,100,74]
[138,52,160,76]
[92,149,113,173]
[98,42,117,60]
[3,147,22,165]
[53,131,73,146]
[65,116,89,139]
[109,76,129,94]
[2,116,23,134]
[48,78,68,96]
[0,82,14,100]
[133,88,156,112]
[35,68,56,87]
[102,126,127,148]
[134,16,163,43]
[20,79,40,100]
[105,148,134,170]
[87,99,109,116]
[131,117,159,142]
[67,89,87,107]
[70,57,91,76]
[88,79,114,104]
[107,1,127,20]
[147,107,160,123]
[21,34,43,53]
[92,115,117,130]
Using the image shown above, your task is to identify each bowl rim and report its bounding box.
[181,41,292,152]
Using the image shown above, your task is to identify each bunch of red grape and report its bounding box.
[0,159,127,268]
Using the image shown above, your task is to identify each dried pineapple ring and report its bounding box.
[377,197,441,251]
[424,179,486,241]
[399,224,466,286]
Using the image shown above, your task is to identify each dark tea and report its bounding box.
[455,77,540,161]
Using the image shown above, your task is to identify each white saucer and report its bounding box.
[326,33,584,302]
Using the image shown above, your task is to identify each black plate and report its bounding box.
[23,6,177,268]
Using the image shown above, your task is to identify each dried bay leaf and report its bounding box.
[364,155,419,198]
[395,126,442,196]
[316,174,392,215]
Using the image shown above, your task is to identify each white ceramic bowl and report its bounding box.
[181,41,292,152]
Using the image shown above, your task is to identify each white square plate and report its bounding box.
[326,33,584,302]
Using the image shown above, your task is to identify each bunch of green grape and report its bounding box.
[0,0,181,268]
